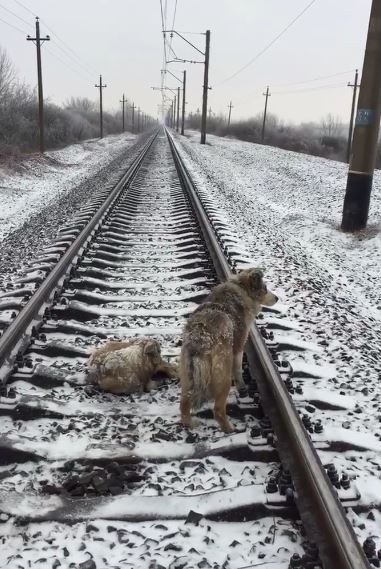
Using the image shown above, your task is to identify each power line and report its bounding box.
[273,69,356,89]
[213,0,318,87]
[10,0,96,78]
[44,46,91,82]
[272,82,346,95]
[0,1,33,28]
[40,18,98,77]
[11,0,35,17]
[0,14,27,34]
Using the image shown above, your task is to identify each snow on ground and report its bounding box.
[0,133,136,242]
[175,130,381,540]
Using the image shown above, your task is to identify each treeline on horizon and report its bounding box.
[0,47,133,156]
[186,108,381,168]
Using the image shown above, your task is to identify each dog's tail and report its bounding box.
[182,349,211,410]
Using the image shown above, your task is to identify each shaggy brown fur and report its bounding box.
[179,268,278,432]
[88,337,177,394]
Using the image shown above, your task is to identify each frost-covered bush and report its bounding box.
[0,47,126,156]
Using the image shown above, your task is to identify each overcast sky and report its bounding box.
[0,0,373,124]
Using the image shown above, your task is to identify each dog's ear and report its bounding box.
[144,340,161,359]
[235,267,263,290]
[248,268,263,291]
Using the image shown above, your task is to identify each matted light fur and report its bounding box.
[179,268,278,432]
[88,337,177,394]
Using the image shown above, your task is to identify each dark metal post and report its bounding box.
[27,17,50,153]
[181,70,186,135]
[176,86,180,132]
[131,103,135,133]
[200,29,210,144]
[120,93,127,132]
[95,75,107,139]
[346,69,359,163]
[262,86,270,143]
[227,101,233,127]
[342,0,381,231]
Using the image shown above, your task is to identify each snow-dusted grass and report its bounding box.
[0,133,137,241]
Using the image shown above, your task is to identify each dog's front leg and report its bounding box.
[233,351,248,395]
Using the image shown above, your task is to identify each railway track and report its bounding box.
[0,129,372,568]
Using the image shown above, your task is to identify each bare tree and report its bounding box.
[320,113,343,138]
[0,47,15,99]
[65,97,97,113]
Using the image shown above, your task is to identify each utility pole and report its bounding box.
[346,69,359,163]
[181,70,186,135]
[176,86,180,132]
[200,29,211,144]
[342,0,381,231]
[95,75,107,139]
[173,96,176,128]
[120,93,127,132]
[261,86,271,144]
[131,102,136,133]
[227,101,233,127]
[208,106,213,120]
[137,108,141,133]
[27,17,50,153]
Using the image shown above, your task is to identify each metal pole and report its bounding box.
[200,29,210,144]
[99,76,103,138]
[342,0,381,231]
[227,101,233,127]
[132,103,135,133]
[261,86,270,144]
[27,18,50,153]
[346,69,359,163]
[181,70,186,135]
[176,86,180,132]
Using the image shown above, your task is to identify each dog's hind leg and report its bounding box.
[212,352,234,433]
[233,351,248,395]
[179,355,198,428]
[214,382,234,433]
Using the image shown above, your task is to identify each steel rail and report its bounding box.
[0,132,159,384]
[166,128,369,569]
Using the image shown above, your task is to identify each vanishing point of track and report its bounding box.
[0,129,370,568]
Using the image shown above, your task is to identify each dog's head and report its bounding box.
[143,338,162,367]
[233,267,278,307]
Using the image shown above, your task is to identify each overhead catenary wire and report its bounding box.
[213,0,318,87]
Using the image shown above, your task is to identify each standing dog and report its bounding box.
[88,337,177,394]
[179,268,278,432]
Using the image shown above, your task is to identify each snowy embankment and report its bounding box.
[175,130,381,533]
[0,133,136,242]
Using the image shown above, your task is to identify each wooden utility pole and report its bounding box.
[120,93,127,132]
[95,75,107,139]
[342,0,381,231]
[173,96,176,128]
[131,102,136,133]
[200,29,211,144]
[176,86,180,132]
[346,69,359,163]
[181,70,186,135]
[208,106,213,120]
[27,17,50,153]
[227,101,233,127]
[261,86,271,143]
[137,108,141,133]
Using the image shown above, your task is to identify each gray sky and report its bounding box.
[0,0,372,124]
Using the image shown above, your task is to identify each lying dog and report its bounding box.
[179,268,278,432]
[88,337,177,394]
